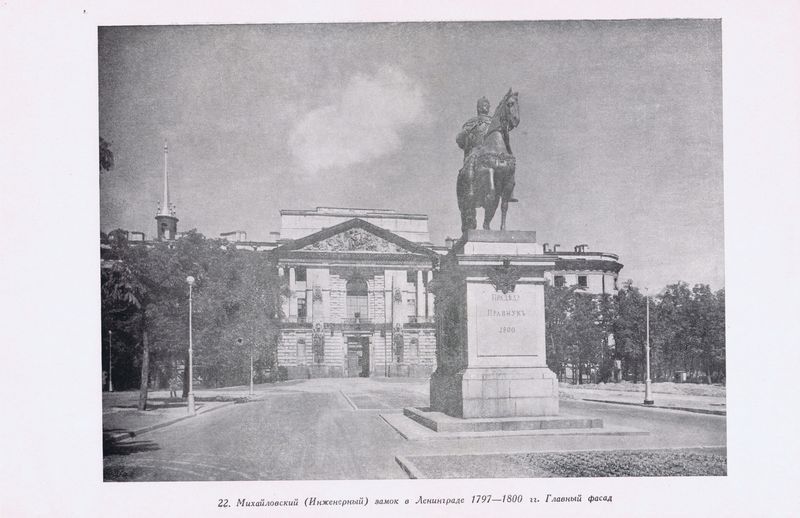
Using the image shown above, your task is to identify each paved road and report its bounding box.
[103,379,726,481]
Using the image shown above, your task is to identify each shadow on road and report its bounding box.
[103,430,160,457]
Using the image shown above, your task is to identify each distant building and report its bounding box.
[268,208,441,379]
[543,243,622,295]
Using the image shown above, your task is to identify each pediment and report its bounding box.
[271,218,439,258]
[299,227,410,253]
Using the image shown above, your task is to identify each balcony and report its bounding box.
[407,315,435,324]
[284,315,309,324]
[342,317,373,325]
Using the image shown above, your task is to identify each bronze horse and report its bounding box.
[457,89,520,232]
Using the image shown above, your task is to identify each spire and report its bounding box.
[157,139,174,217]
[155,139,179,240]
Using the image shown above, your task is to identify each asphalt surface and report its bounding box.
[103,379,726,481]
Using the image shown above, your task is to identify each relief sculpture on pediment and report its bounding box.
[303,228,407,253]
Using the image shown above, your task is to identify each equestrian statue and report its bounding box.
[456,88,520,232]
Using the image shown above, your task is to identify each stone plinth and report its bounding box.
[430,230,560,418]
[404,407,602,433]
[431,366,558,418]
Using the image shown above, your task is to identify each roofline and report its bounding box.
[280,207,428,220]
[545,251,620,260]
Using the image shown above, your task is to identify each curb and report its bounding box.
[395,455,425,479]
[106,400,236,442]
[579,398,726,416]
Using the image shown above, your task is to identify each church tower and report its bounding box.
[155,140,179,240]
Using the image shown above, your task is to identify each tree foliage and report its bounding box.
[101,232,284,408]
[100,137,114,173]
[545,285,613,384]
[545,280,726,384]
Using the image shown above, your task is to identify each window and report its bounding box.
[346,278,369,320]
[613,276,619,291]
[578,275,588,288]
[295,267,307,282]
[297,298,307,319]
[554,275,565,287]
[406,270,416,284]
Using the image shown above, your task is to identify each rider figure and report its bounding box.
[456,97,492,200]
[457,96,492,160]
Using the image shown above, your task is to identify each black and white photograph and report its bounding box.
[98,19,726,482]
[2,1,799,517]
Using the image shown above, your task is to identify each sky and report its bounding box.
[98,20,723,290]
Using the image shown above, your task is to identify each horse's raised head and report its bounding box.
[503,88,520,130]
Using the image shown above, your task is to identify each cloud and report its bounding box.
[289,66,427,174]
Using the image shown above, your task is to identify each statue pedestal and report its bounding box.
[381,230,649,439]
[430,230,559,418]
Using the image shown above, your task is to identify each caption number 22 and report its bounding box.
[218,499,229,508]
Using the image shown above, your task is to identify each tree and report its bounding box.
[612,282,646,382]
[101,255,149,408]
[544,283,576,381]
[545,278,725,386]
[101,231,217,409]
[545,284,613,383]
[596,293,618,382]
[191,247,284,387]
[653,282,695,379]
[100,137,114,173]
[686,284,725,383]
[101,232,286,407]
[563,292,606,384]
[710,288,726,383]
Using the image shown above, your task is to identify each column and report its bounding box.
[416,270,425,317]
[289,267,297,317]
[426,270,434,318]
[306,285,313,322]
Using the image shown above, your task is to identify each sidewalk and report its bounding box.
[559,384,726,415]
[102,386,265,444]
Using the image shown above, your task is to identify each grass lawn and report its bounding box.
[408,449,726,478]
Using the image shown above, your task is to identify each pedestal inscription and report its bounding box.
[472,283,540,358]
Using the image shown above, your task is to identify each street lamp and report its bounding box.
[644,288,654,405]
[238,337,254,396]
[186,275,196,416]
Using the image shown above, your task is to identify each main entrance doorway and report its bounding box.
[346,336,370,377]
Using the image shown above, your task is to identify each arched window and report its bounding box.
[346,278,369,320]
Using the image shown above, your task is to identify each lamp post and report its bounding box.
[108,330,113,392]
[644,288,654,405]
[186,276,196,416]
